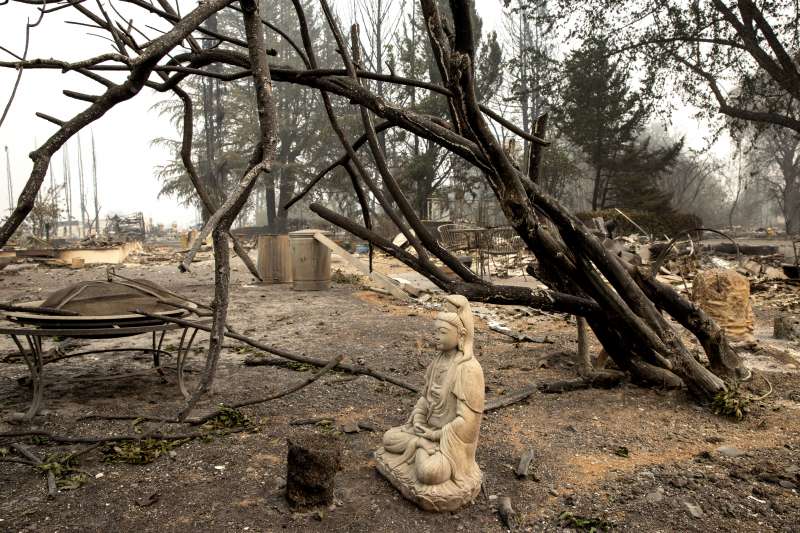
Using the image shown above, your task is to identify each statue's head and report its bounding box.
[435,312,466,352]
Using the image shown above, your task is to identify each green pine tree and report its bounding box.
[560,38,680,211]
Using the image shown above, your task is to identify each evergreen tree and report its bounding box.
[155,0,343,229]
[606,137,683,212]
[560,38,680,211]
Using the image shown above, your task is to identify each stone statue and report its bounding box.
[375,295,485,511]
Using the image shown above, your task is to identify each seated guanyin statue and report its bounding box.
[374,295,484,511]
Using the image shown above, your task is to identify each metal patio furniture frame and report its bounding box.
[438,224,528,279]
[1,321,201,420]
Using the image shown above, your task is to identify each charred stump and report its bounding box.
[285,432,342,510]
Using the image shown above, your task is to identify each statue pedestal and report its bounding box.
[374,447,481,512]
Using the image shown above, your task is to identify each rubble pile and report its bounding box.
[124,245,183,264]
[600,233,794,295]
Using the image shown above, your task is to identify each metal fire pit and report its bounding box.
[0,278,204,420]
[2,300,189,333]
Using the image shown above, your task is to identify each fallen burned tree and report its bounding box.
[0,0,747,407]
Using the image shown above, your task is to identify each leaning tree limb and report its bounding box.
[134,309,420,392]
[177,0,278,420]
[630,266,747,380]
[345,22,484,285]
[172,86,262,281]
[282,119,393,211]
[342,161,374,271]
[308,203,601,317]
[293,0,447,281]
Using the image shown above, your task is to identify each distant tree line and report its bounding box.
[152,0,798,236]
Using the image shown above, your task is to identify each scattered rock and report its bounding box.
[683,500,704,519]
[515,448,535,479]
[671,476,689,488]
[645,487,664,504]
[717,446,746,458]
[756,472,783,485]
[496,496,518,530]
[778,479,797,490]
[134,492,160,507]
[694,450,713,462]
[341,422,360,434]
[356,420,377,432]
[773,315,800,341]
[614,446,629,458]
[752,485,773,498]
[729,468,751,481]
[722,502,736,517]
[638,470,655,480]
[686,479,701,491]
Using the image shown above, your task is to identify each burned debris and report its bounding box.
[1,0,799,531]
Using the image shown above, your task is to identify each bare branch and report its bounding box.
[171,86,262,280]
[0,9,40,131]
[309,202,601,317]
[0,0,234,248]
[283,120,394,210]
[62,89,100,103]
[34,112,64,126]
[345,22,483,284]
[177,0,278,420]
[675,54,800,133]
